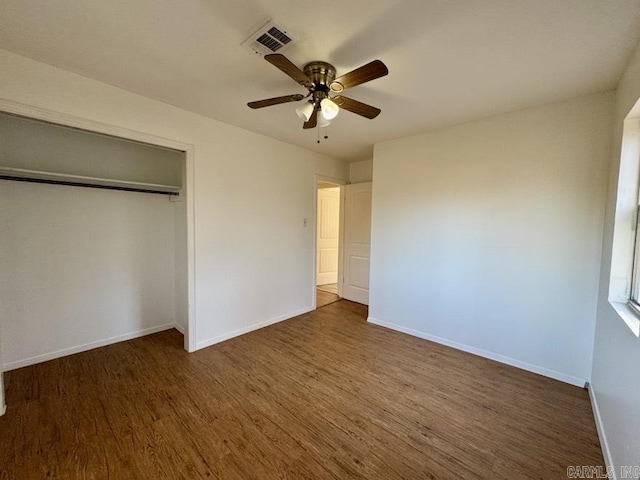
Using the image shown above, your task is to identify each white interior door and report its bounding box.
[317,187,340,285]
[342,182,372,305]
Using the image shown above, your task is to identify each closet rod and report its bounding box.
[0,175,179,196]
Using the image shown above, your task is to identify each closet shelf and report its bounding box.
[0,167,181,195]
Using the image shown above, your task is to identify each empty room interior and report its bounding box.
[2,1,640,479]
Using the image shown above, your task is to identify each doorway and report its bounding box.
[316,179,343,308]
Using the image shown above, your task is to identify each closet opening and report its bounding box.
[0,109,194,387]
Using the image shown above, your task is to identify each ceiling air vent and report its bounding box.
[242,21,296,56]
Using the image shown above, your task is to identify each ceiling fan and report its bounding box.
[248,54,389,129]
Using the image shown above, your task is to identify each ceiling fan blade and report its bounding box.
[333,96,381,119]
[265,54,314,89]
[247,94,305,109]
[330,60,388,92]
[303,109,318,129]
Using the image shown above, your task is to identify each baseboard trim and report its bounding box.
[174,323,186,335]
[196,306,314,351]
[367,317,587,387]
[3,323,176,371]
[588,384,616,480]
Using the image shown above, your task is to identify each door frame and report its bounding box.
[313,175,347,309]
[0,99,197,355]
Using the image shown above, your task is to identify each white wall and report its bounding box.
[0,182,177,369]
[0,49,348,363]
[591,39,640,475]
[349,159,373,183]
[369,92,614,386]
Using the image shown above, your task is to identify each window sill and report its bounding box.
[609,301,640,337]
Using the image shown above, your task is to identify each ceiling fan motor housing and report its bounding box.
[303,61,336,92]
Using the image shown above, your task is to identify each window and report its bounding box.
[609,99,640,337]
[631,202,640,309]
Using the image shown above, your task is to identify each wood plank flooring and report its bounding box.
[0,300,603,479]
[316,288,340,308]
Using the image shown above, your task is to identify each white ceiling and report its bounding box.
[1,0,640,162]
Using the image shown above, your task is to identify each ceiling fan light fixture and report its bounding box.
[320,98,340,120]
[318,116,331,127]
[247,54,388,133]
[295,101,315,121]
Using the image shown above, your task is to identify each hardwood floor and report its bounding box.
[316,288,340,308]
[0,300,603,479]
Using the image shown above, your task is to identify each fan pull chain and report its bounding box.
[317,125,329,144]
